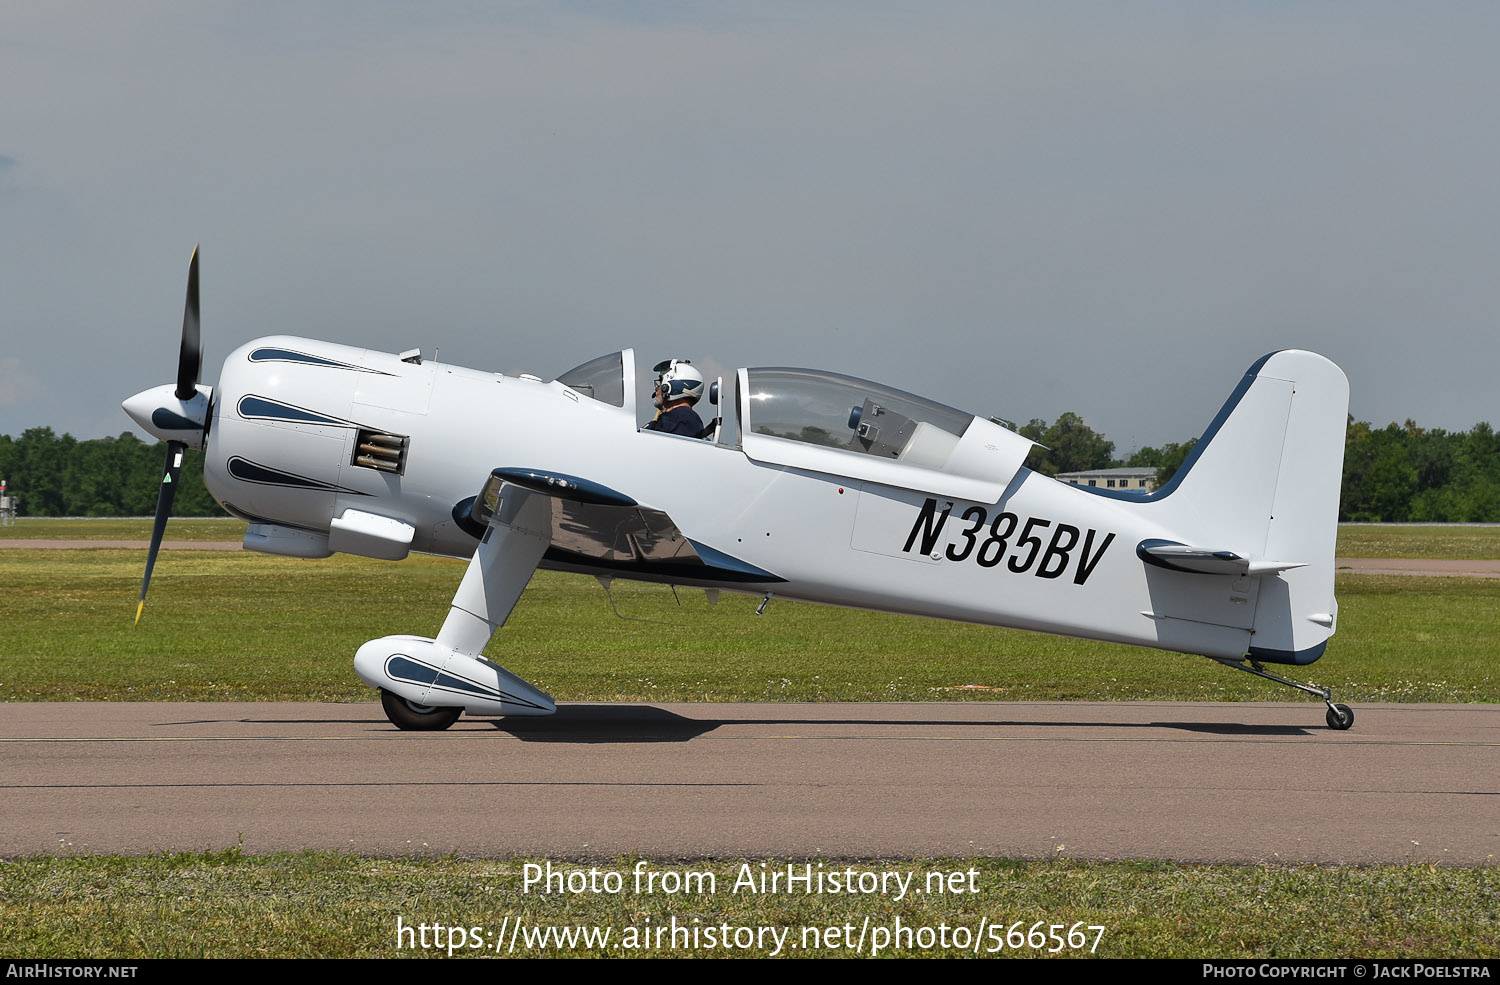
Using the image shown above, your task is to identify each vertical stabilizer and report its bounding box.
[1146,350,1349,664]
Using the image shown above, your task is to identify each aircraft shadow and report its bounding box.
[489,705,720,743]
[153,718,390,727]
[147,709,1315,740]
[486,705,1316,743]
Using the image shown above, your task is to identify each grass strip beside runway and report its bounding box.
[0,517,247,542]
[0,851,1494,958]
[0,549,1495,703]
[6,517,1500,558]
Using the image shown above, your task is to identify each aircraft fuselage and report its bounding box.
[202,336,1328,665]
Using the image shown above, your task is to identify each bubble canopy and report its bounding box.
[549,353,1032,500]
[737,366,1034,501]
[743,368,972,464]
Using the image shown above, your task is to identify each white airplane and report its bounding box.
[124,250,1354,731]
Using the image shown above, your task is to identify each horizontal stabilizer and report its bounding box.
[1137,539,1306,577]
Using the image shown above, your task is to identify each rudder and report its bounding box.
[1249,351,1349,663]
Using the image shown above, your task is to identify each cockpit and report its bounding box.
[553,349,1035,500]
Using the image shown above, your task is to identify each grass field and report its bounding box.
[0,517,248,541]
[0,548,1495,703]
[1337,523,1500,560]
[1,852,1495,958]
[6,516,1500,556]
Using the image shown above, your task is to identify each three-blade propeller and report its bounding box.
[135,248,204,625]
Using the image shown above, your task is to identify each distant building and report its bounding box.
[1054,467,1157,493]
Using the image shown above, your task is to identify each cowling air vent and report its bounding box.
[353,430,408,475]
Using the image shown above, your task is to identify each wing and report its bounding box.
[459,467,784,587]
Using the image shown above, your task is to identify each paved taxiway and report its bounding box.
[2,701,1495,863]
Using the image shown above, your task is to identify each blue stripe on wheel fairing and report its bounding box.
[385,655,548,711]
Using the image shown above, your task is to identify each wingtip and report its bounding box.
[134,600,144,626]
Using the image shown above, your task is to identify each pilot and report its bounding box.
[645,358,706,437]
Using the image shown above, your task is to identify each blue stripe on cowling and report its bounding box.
[226,456,366,495]
[227,456,339,490]
[238,395,355,428]
[248,347,389,374]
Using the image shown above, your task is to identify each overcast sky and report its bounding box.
[2,2,1496,453]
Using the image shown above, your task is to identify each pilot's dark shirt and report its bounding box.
[645,404,704,437]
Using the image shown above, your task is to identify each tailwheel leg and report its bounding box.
[1212,658,1354,730]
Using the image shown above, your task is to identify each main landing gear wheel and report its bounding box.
[1325,703,1355,731]
[380,689,462,731]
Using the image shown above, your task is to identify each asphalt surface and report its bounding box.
[3,701,1495,863]
[1335,558,1500,578]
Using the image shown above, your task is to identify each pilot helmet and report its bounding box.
[652,359,704,406]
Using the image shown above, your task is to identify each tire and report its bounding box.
[1325,703,1354,731]
[381,689,462,731]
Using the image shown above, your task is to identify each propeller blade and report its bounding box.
[175,246,201,401]
[136,440,187,625]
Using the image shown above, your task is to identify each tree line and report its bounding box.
[0,429,221,517]
[2,416,1498,522]
[1016,413,1500,522]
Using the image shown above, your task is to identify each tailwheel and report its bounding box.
[380,689,462,731]
[1213,657,1355,731]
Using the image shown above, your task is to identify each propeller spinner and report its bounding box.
[122,247,212,624]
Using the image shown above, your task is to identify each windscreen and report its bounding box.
[554,352,625,407]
